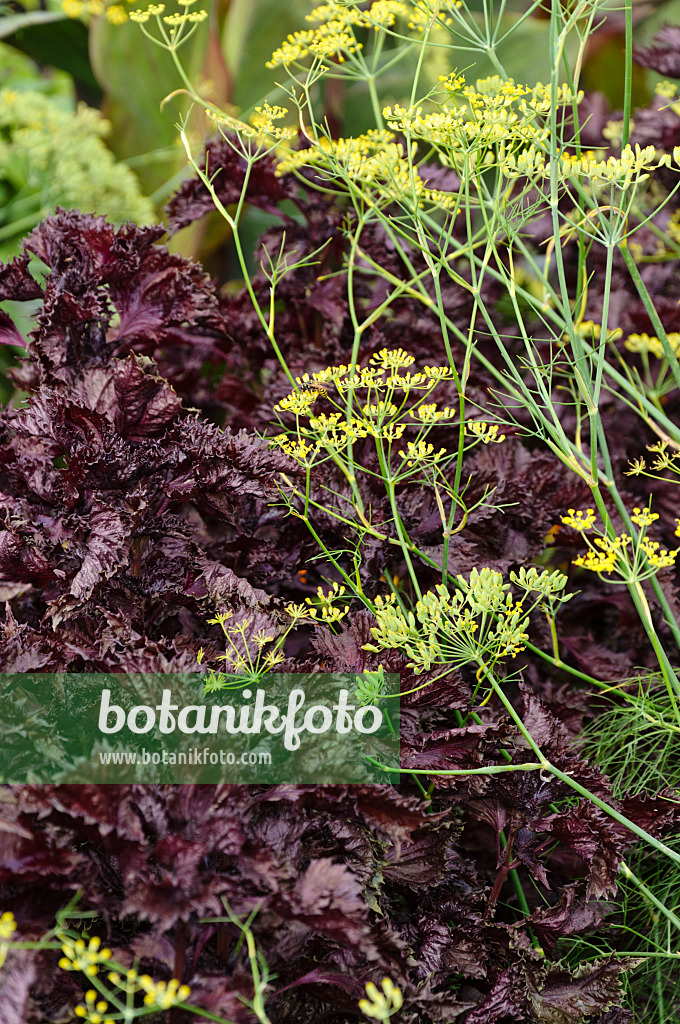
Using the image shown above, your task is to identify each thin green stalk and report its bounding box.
[366,761,547,777]
[375,439,422,599]
[620,242,680,392]
[500,831,543,953]
[620,862,680,934]
[546,614,561,666]
[478,660,680,867]
[549,762,680,866]
[366,74,384,129]
[621,0,633,148]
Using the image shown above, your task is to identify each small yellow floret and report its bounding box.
[630,506,659,527]
[106,3,128,22]
[561,508,596,531]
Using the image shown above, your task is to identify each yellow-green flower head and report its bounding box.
[0,912,15,941]
[129,2,164,19]
[270,435,317,462]
[457,566,509,614]
[58,936,113,976]
[305,582,350,623]
[361,0,408,29]
[409,0,457,31]
[510,566,569,596]
[0,89,153,235]
[285,602,314,621]
[249,103,296,140]
[266,18,362,68]
[163,8,207,24]
[573,550,617,574]
[503,141,659,188]
[314,363,351,382]
[345,366,387,389]
[384,371,429,388]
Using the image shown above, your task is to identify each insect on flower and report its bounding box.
[299,381,331,399]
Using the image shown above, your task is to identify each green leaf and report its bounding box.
[2,16,101,103]
[88,16,209,196]
[0,10,65,40]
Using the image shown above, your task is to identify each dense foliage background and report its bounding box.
[1,2,680,1023]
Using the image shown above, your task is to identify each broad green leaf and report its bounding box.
[0,10,65,40]
[2,16,101,102]
[89,16,210,196]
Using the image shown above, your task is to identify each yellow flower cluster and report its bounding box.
[162,8,207,25]
[270,434,318,461]
[639,538,678,568]
[59,936,112,976]
[562,506,679,576]
[0,911,15,970]
[294,354,451,396]
[305,582,350,623]
[266,0,414,69]
[561,508,597,531]
[270,351,459,464]
[276,129,456,209]
[466,421,505,443]
[371,347,414,369]
[62,0,129,22]
[625,332,680,359]
[398,440,447,466]
[129,2,165,19]
[573,535,628,574]
[249,103,297,140]
[64,0,205,21]
[359,977,404,1020]
[311,412,369,440]
[387,76,563,156]
[410,403,456,421]
[631,506,659,527]
[267,2,368,69]
[139,975,192,1008]
[274,390,320,416]
[408,0,460,31]
[626,440,680,480]
[74,990,114,1024]
[104,967,191,1009]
